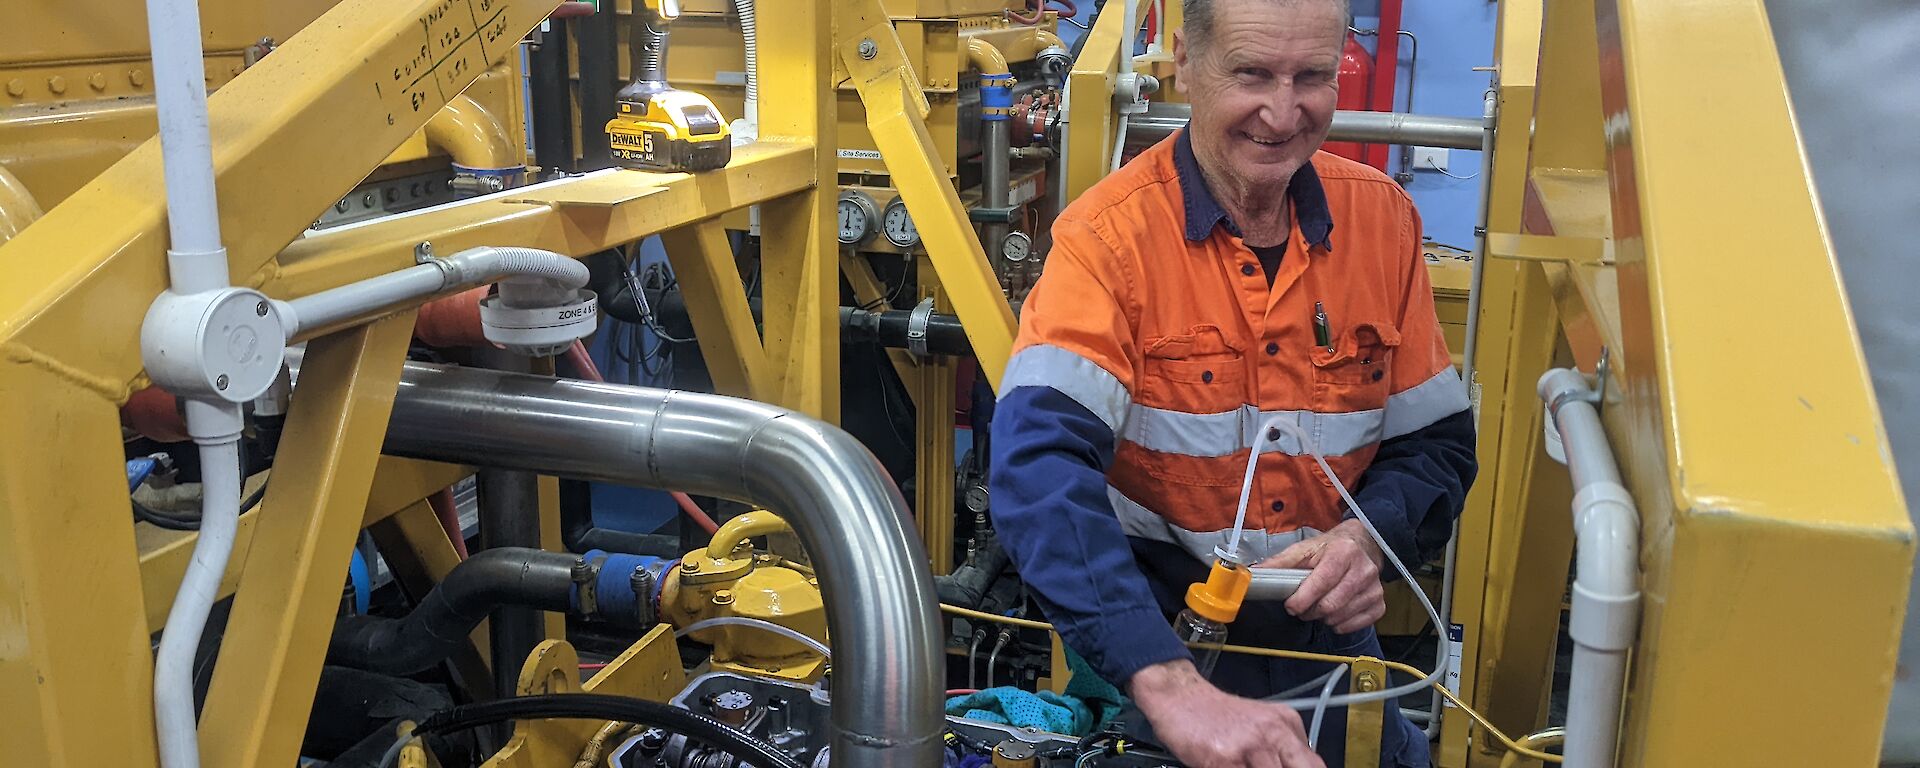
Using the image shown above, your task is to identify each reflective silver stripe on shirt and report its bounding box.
[1381,367,1469,439]
[1116,367,1469,458]
[999,344,1133,432]
[1108,486,1322,563]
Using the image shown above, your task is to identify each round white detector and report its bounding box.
[479,289,599,357]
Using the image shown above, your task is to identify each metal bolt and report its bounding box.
[215,374,230,391]
[46,76,66,95]
[713,589,735,605]
[254,300,269,317]
[362,193,376,208]
[571,556,593,582]
[680,560,700,574]
[1355,671,1379,692]
[414,242,434,262]
[129,69,148,87]
[5,79,23,97]
[858,39,878,59]
[89,73,107,91]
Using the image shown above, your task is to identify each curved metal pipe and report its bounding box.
[378,361,944,767]
[967,38,1011,76]
[425,95,522,171]
[329,547,577,675]
[1125,102,1485,153]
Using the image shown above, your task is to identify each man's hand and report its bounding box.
[1129,660,1325,768]
[1261,520,1386,634]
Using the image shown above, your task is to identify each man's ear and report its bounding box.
[1172,29,1190,93]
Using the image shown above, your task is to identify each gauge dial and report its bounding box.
[882,197,920,248]
[1001,230,1032,262]
[837,190,879,245]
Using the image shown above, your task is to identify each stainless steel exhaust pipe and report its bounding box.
[1125,102,1486,154]
[373,360,944,767]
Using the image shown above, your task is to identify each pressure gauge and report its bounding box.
[1000,230,1032,262]
[882,197,921,248]
[836,190,879,245]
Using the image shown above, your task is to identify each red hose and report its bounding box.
[1050,0,1080,21]
[564,339,719,535]
[1008,0,1045,25]
[428,487,470,559]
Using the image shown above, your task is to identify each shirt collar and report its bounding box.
[1174,129,1335,250]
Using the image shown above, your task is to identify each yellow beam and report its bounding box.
[274,142,814,304]
[753,0,837,418]
[0,363,156,764]
[1343,657,1386,768]
[661,221,775,399]
[1596,0,1913,763]
[914,272,956,575]
[1064,6,1125,202]
[197,314,417,767]
[838,1,1017,389]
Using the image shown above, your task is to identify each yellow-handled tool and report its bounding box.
[605,0,731,171]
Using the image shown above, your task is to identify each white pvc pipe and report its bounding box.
[731,0,758,128]
[1539,368,1641,768]
[145,0,227,295]
[153,402,245,768]
[275,246,590,337]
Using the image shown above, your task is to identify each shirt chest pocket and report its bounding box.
[1138,325,1247,415]
[1310,320,1401,410]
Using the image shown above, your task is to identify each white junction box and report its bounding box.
[1414,146,1451,172]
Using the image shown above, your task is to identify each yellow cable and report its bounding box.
[939,603,1564,764]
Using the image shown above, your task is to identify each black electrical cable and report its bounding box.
[131,482,269,531]
[407,694,805,768]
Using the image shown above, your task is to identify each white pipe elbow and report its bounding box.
[1571,482,1640,653]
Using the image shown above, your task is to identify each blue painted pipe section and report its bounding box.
[980,73,1014,121]
[579,549,676,624]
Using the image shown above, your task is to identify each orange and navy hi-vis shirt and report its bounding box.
[988,131,1476,685]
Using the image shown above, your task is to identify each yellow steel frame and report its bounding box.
[1447,0,1915,765]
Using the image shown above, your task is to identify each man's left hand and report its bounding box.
[1259,520,1387,633]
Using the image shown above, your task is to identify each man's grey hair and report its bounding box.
[1183,0,1351,52]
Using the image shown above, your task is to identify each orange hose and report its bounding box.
[563,339,719,536]
[564,339,605,382]
[428,487,470,559]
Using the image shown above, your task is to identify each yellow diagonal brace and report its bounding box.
[837,3,1017,389]
[661,221,774,400]
[196,314,417,768]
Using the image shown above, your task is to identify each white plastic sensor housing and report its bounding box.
[142,287,289,404]
[479,289,598,356]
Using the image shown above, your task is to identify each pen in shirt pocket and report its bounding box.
[1313,301,1334,353]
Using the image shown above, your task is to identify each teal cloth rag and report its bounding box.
[944,648,1128,736]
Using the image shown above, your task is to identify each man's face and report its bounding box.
[1174,0,1344,194]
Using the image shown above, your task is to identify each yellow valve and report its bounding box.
[1183,559,1251,624]
[705,509,792,559]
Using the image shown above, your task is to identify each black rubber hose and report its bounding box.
[328,547,577,675]
[935,536,1010,609]
[414,694,806,768]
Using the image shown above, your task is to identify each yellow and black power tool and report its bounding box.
[605,0,731,172]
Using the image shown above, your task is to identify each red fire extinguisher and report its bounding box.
[1323,30,1373,163]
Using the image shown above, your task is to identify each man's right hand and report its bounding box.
[1128,660,1326,768]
